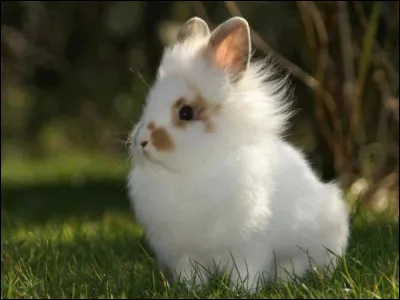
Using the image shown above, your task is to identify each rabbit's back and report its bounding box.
[261,139,349,274]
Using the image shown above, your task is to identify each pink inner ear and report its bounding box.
[213,25,247,74]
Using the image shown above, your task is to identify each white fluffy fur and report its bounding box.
[127,17,350,292]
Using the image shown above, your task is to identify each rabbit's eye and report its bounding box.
[179,105,195,121]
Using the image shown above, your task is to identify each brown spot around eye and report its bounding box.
[150,126,174,152]
[193,96,221,133]
[172,98,189,130]
[147,121,156,131]
[171,84,221,133]
[175,98,185,108]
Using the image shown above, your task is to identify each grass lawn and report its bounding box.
[1,153,399,299]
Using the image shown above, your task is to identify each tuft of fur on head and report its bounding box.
[159,17,293,134]
[130,17,294,172]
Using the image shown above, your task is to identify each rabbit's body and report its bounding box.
[127,17,349,291]
[128,137,348,288]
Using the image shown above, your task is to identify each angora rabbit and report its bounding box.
[127,16,350,292]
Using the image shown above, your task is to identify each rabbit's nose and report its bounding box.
[140,141,148,148]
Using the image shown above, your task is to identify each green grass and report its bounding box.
[1,153,399,299]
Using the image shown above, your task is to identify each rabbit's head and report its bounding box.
[130,17,290,173]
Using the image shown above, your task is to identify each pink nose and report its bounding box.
[140,141,148,148]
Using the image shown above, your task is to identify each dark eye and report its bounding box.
[179,105,195,121]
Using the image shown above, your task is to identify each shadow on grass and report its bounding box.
[1,178,131,225]
[346,218,399,277]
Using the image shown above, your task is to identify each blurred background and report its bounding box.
[1,1,399,223]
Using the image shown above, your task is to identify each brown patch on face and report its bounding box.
[147,121,156,131]
[193,96,218,133]
[171,82,221,133]
[150,126,175,152]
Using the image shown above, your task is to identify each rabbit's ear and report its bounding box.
[207,17,251,82]
[176,17,210,43]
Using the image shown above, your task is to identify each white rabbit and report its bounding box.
[127,16,350,292]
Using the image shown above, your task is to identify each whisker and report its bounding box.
[129,68,150,88]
